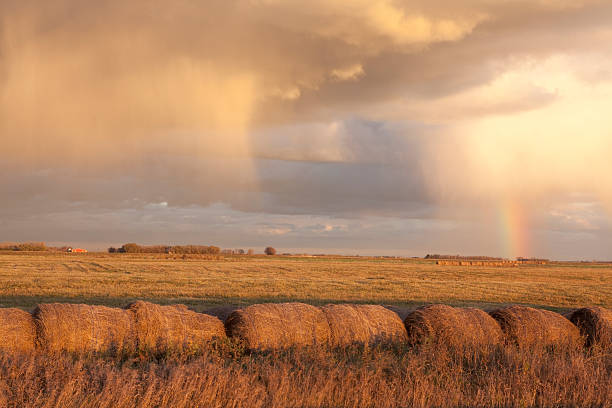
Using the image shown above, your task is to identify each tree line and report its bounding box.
[0,242,48,251]
[108,244,221,254]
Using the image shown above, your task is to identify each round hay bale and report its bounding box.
[0,308,36,352]
[127,301,225,353]
[33,303,135,353]
[225,302,330,350]
[404,304,502,347]
[322,304,407,346]
[568,306,612,348]
[490,306,581,348]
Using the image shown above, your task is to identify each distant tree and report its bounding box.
[15,242,47,251]
[264,247,276,256]
[108,247,117,253]
[237,249,245,255]
[121,243,141,253]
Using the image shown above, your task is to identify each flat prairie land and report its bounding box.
[1,252,610,314]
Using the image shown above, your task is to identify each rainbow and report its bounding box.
[498,200,529,259]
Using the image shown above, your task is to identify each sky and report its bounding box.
[1,0,612,259]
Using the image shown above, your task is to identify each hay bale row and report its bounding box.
[128,301,225,353]
[0,308,36,352]
[2,303,610,353]
[568,307,612,348]
[404,304,502,347]
[321,304,407,346]
[490,306,581,348]
[436,260,518,267]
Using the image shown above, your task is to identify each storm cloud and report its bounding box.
[2,0,612,258]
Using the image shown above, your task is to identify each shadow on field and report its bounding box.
[0,295,584,318]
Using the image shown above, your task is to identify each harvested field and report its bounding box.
[33,303,135,354]
[321,304,407,346]
[127,301,225,353]
[225,302,330,349]
[0,308,36,352]
[404,304,502,347]
[569,306,612,348]
[490,305,582,348]
[0,253,610,312]
[0,253,610,407]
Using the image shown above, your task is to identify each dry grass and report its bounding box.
[404,304,502,347]
[225,303,330,350]
[127,301,225,354]
[569,306,612,348]
[33,303,135,354]
[322,304,407,346]
[0,252,610,313]
[490,306,582,349]
[0,343,610,408]
[0,308,36,352]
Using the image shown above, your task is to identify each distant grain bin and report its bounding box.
[33,303,135,354]
[127,301,225,353]
[321,304,407,346]
[568,306,612,348]
[0,308,36,352]
[225,303,330,350]
[490,305,581,348]
[404,304,502,347]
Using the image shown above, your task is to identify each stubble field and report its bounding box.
[1,252,610,313]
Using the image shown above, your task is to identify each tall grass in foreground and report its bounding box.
[0,343,610,408]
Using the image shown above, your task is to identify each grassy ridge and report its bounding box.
[0,252,610,312]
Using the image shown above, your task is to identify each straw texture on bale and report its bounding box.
[568,306,612,348]
[33,303,135,353]
[127,301,225,352]
[490,306,581,348]
[404,304,502,347]
[0,308,36,352]
[322,304,407,346]
[225,303,331,350]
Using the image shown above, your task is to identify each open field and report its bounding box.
[1,252,611,408]
[0,252,610,315]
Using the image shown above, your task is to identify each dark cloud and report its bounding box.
[1,0,612,258]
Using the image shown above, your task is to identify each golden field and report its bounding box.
[0,252,610,313]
